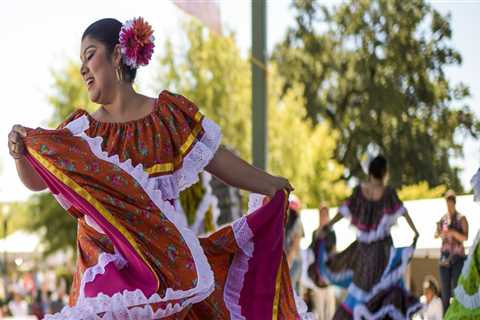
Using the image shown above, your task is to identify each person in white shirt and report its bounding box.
[416,276,443,320]
[8,292,28,317]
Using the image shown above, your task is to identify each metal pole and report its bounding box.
[252,0,267,169]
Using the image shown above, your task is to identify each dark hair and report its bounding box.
[423,275,439,296]
[82,18,137,83]
[368,155,387,179]
[446,196,456,204]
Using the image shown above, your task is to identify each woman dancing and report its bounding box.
[315,155,421,319]
[7,18,311,319]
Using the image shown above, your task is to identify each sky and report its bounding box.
[1,0,479,202]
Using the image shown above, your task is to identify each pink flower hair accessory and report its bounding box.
[119,17,155,69]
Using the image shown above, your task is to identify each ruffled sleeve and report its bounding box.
[385,188,404,215]
[338,186,406,243]
[152,90,222,200]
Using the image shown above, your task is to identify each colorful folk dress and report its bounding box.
[23,90,312,320]
[444,169,480,319]
[313,186,421,319]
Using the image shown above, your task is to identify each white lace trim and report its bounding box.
[247,193,265,214]
[294,291,316,320]
[223,216,254,320]
[348,247,414,302]
[353,300,422,320]
[53,193,72,210]
[78,251,128,301]
[84,215,106,234]
[151,118,222,200]
[46,289,192,320]
[454,229,480,309]
[339,204,406,243]
[471,168,480,202]
[52,115,216,318]
[324,258,354,284]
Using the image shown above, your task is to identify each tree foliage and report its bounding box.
[48,61,97,127]
[25,193,77,256]
[274,0,477,190]
[267,67,349,206]
[398,181,447,201]
[154,23,252,161]
[0,202,30,238]
[156,22,349,207]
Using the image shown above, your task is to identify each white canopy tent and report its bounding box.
[0,231,40,254]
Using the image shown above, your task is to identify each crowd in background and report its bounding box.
[0,275,68,319]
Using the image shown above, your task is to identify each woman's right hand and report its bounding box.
[8,125,28,160]
[267,176,294,197]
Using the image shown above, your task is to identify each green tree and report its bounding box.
[154,22,252,161]
[157,22,349,206]
[398,181,447,201]
[274,0,477,190]
[48,61,97,126]
[25,193,77,256]
[267,67,349,206]
[0,202,30,238]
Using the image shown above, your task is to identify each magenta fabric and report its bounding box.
[240,191,287,319]
[26,153,158,298]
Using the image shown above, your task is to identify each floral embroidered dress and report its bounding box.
[314,186,421,319]
[23,90,311,320]
[444,169,480,319]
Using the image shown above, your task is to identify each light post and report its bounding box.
[252,0,267,170]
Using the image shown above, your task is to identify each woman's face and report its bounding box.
[423,287,434,303]
[447,198,456,214]
[319,208,329,226]
[80,36,118,104]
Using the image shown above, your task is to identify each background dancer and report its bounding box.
[316,155,421,319]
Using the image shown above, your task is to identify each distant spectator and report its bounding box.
[415,276,443,320]
[308,204,336,320]
[30,290,45,319]
[8,291,28,317]
[435,189,468,311]
[49,290,66,314]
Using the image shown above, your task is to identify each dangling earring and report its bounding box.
[115,67,124,82]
